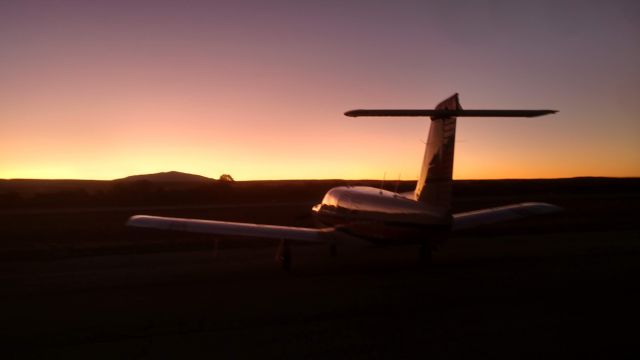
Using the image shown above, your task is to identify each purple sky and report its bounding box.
[1,1,639,179]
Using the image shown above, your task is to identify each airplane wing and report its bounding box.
[452,202,562,231]
[127,215,332,243]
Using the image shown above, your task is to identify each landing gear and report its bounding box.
[419,241,432,266]
[276,239,292,272]
[213,239,220,258]
[329,242,338,257]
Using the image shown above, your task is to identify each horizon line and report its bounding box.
[2,176,638,182]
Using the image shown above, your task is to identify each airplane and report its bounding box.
[127,94,560,271]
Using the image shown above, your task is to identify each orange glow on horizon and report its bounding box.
[1,2,639,181]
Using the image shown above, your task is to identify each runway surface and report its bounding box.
[2,229,638,359]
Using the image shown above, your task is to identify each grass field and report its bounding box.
[1,178,638,358]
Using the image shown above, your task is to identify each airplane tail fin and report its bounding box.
[414,93,460,215]
[345,95,557,219]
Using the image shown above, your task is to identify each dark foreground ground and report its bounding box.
[1,179,639,358]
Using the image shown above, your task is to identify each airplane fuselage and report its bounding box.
[312,186,451,243]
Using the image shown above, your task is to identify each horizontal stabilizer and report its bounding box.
[452,202,562,231]
[345,109,556,118]
[127,215,332,243]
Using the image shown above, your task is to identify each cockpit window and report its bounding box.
[321,189,340,207]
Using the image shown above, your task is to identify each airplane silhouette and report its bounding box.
[127,94,560,270]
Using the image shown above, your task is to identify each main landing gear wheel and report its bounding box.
[329,243,338,257]
[276,239,292,272]
[419,241,432,267]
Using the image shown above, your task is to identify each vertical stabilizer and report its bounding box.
[414,94,460,215]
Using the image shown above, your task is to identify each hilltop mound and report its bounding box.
[114,171,214,183]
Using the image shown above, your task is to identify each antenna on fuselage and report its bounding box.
[380,172,386,195]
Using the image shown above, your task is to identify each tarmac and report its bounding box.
[2,229,638,359]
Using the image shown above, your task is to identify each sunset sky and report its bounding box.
[1,1,639,180]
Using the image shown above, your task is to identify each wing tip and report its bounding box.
[126,214,154,227]
[518,202,563,214]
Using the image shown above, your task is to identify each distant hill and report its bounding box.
[114,171,215,183]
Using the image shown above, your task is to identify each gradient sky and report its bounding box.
[1,0,639,180]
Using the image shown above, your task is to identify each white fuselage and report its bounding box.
[312,186,451,243]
